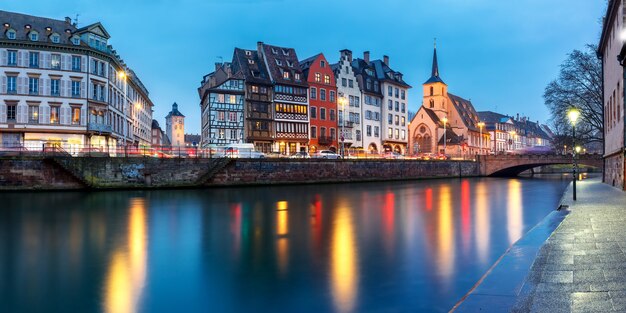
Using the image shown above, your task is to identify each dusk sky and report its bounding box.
[4,0,605,134]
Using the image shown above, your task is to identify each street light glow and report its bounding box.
[442,117,448,124]
[118,71,126,80]
[568,108,580,125]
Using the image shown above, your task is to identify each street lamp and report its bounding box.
[568,108,580,201]
[338,96,347,158]
[477,122,485,155]
[442,116,448,154]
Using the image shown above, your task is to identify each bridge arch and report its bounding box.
[478,154,603,177]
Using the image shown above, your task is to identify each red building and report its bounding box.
[300,53,338,153]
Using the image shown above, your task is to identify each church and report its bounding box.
[408,45,490,156]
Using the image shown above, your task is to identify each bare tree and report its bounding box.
[544,44,603,146]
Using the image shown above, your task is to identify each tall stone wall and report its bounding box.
[0,157,480,190]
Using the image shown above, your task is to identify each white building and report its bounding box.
[165,103,184,147]
[0,10,153,153]
[332,49,363,149]
[352,51,384,154]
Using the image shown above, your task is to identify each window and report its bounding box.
[7,50,17,66]
[429,99,434,108]
[395,88,399,98]
[311,126,317,138]
[388,100,393,110]
[388,114,392,124]
[395,101,399,112]
[310,87,317,99]
[348,79,354,88]
[229,95,236,104]
[356,130,361,141]
[229,112,237,122]
[72,56,81,71]
[320,60,326,68]
[367,125,372,136]
[342,78,347,87]
[430,86,434,96]
[50,54,61,69]
[401,90,405,100]
[315,73,321,82]
[388,86,393,96]
[218,111,225,121]
[374,81,379,92]
[311,107,317,119]
[7,76,17,94]
[320,127,327,138]
[374,112,380,121]
[29,31,39,41]
[388,127,393,139]
[276,59,282,66]
[71,81,80,97]
[248,59,255,64]
[320,108,326,120]
[29,52,39,68]
[72,107,81,125]
[230,129,237,139]
[401,103,405,113]
[7,105,16,121]
[28,106,39,124]
[324,75,330,84]
[251,85,259,93]
[395,115,399,125]
[330,91,336,102]
[50,106,60,124]
[330,109,336,121]
[72,36,80,45]
[50,33,60,44]
[320,89,326,101]
[28,77,39,95]
[51,79,60,96]
[401,116,406,126]
[374,126,379,137]
[218,129,225,139]
[395,129,399,139]
[355,96,360,107]
[6,29,16,40]
[283,71,290,79]
[295,73,300,81]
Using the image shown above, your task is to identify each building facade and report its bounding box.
[408,45,489,156]
[0,10,153,153]
[165,103,184,147]
[352,51,383,154]
[332,49,363,151]
[151,119,163,146]
[198,62,245,147]
[599,0,626,190]
[257,42,309,155]
[301,53,337,152]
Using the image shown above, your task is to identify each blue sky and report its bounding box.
[4,0,605,134]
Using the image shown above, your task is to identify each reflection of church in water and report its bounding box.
[408,44,488,156]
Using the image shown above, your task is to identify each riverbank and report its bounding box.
[452,178,626,312]
[0,156,479,190]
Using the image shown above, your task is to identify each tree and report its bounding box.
[544,44,603,147]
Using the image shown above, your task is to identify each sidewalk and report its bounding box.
[513,178,626,312]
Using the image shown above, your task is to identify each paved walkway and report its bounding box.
[513,178,626,312]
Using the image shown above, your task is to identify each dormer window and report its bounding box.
[248,59,255,65]
[71,36,80,45]
[50,33,60,43]
[282,49,289,56]
[276,59,282,66]
[6,29,16,40]
[283,71,290,80]
[286,60,293,67]
[245,50,252,56]
[29,31,39,41]
[251,70,259,78]
[271,48,278,54]
[295,73,301,81]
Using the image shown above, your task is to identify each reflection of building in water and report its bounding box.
[460,180,471,252]
[104,198,147,313]
[474,181,491,264]
[331,205,358,313]
[276,201,289,275]
[436,184,455,280]
[507,180,523,245]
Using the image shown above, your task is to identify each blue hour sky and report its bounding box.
[3,0,605,134]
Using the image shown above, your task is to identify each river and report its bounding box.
[0,175,574,312]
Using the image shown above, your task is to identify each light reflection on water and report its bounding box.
[0,175,576,313]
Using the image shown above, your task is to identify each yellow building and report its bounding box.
[408,45,489,156]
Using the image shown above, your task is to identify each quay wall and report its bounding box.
[0,157,479,190]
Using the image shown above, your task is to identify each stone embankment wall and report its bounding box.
[0,157,479,190]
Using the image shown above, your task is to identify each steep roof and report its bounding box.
[448,93,481,131]
[231,48,272,85]
[0,10,78,44]
[424,46,446,85]
[166,103,185,118]
[351,58,383,96]
[438,128,463,145]
[477,111,509,124]
[370,59,411,88]
[423,107,441,124]
[151,119,161,130]
[258,42,307,87]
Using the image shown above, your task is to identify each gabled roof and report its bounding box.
[448,93,480,131]
[151,119,161,130]
[351,58,383,96]
[423,107,441,124]
[299,53,322,70]
[370,59,411,88]
[231,48,272,85]
[74,22,110,39]
[0,10,78,44]
[438,128,463,145]
[258,42,307,87]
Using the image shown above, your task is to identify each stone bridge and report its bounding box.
[477,154,604,177]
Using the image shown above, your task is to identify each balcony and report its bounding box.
[318,136,333,145]
[87,122,112,134]
[339,121,354,128]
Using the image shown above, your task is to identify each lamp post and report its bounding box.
[568,108,580,201]
[477,122,485,155]
[441,116,448,155]
[338,96,347,158]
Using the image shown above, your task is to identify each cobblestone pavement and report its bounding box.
[513,178,626,313]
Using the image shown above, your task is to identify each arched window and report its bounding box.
[430,86,433,96]
[429,99,434,108]
[442,87,444,94]
[6,29,17,40]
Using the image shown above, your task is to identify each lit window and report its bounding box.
[324,75,330,84]
[283,71,290,79]
[315,73,321,82]
[295,73,300,81]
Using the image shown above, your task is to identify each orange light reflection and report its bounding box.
[331,205,358,313]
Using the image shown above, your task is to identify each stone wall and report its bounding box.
[604,153,625,190]
[0,157,480,190]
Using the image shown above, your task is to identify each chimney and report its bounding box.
[215,62,222,71]
[383,55,389,66]
[516,113,520,121]
[364,51,370,64]
[341,49,353,62]
[65,17,72,24]
[257,41,264,54]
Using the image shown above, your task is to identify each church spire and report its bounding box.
[424,39,445,85]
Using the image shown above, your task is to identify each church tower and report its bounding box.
[422,42,448,119]
[165,102,185,147]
